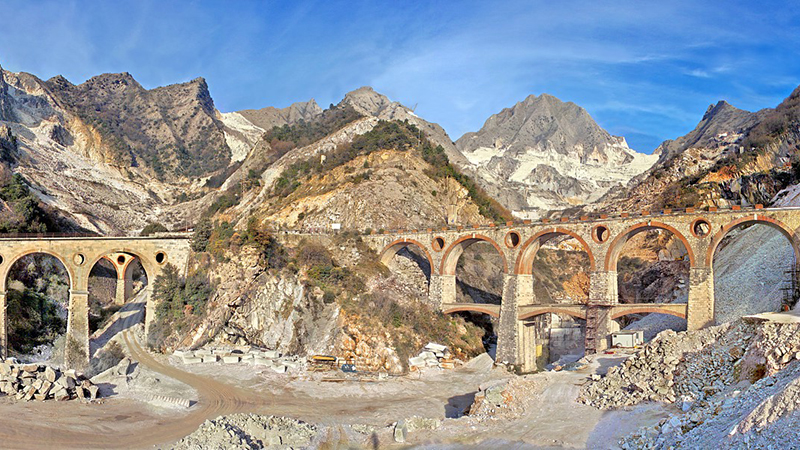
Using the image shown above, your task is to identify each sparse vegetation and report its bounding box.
[0,174,61,233]
[271,119,511,221]
[6,288,66,354]
[263,103,363,156]
[147,263,215,351]
[140,222,168,236]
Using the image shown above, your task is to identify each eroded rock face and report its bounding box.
[177,248,341,357]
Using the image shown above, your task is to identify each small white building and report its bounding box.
[611,330,644,348]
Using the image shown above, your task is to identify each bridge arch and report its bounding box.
[611,306,687,320]
[705,215,800,267]
[442,304,500,318]
[0,250,75,292]
[514,228,596,274]
[86,248,160,287]
[440,234,507,275]
[604,221,695,271]
[518,307,587,321]
[379,239,435,274]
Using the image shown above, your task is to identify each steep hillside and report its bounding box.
[45,72,231,178]
[0,65,234,232]
[599,85,800,212]
[456,94,657,218]
[212,113,509,231]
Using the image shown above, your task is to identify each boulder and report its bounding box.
[393,420,407,443]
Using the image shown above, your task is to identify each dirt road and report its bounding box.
[0,296,666,449]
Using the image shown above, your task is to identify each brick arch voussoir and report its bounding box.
[442,305,500,318]
[611,307,687,320]
[705,215,800,267]
[605,221,696,271]
[514,227,596,274]
[378,239,435,276]
[440,234,508,276]
[518,308,587,321]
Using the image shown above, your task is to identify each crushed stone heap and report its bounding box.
[0,359,98,402]
[579,320,800,410]
[172,413,318,450]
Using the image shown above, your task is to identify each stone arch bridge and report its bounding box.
[368,205,800,373]
[0,235,191,368]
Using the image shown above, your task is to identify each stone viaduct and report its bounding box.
[368,205,800,373]
[0,235,191,369]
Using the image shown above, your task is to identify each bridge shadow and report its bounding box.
[457,280,502,304]
[90,301,146,356]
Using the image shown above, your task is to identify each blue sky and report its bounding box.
[1,1,799,152]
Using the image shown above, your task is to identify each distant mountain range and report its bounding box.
[0,61,798,234]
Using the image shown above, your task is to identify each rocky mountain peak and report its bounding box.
[341,86,396,117]
[653,99,760,164]
[0,64,10,121]
[455,93,657,218]
[703,100,738,121]
[236,99,323,131]
[457,93,630,159]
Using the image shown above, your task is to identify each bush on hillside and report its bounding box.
[147,263,214,351]
[140,222,168,236]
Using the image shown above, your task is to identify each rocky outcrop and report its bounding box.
[45,73,231,177]
[179,248,340,356]
[342,86,470,167]
[653,101,764,164]
[456,94,657,217]
[238,99,323,131]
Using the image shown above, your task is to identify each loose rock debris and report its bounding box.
[0,358,98,402]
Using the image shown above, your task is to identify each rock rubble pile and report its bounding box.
[172,413,318,450]
[0,359,98,402]
[409,342,457,370]
[580,320,800,409]
[576,318,800,448]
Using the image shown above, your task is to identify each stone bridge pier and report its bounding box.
[0,236,190,370]
[368,206,800,372]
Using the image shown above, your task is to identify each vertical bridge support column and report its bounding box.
[514,274,536,373]
[496,274,518,367]
[586,270,619,353]
[65,289,90,370]
[688,266,714,330]
[429,274,452,309]
[0,291,6,359]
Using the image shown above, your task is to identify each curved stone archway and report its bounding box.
[378,239,435,279]
[0,250,76,293]
[705,215,800,267]
[439,234,508,276]
[610,306,687,320]
[514,228,596,274]
[442,304,501,318]
[518,306,588,321]
[604,221,696,271]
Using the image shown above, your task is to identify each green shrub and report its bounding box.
[147,263,214,351]
[140,222,168,236]
[6,288,66,354]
